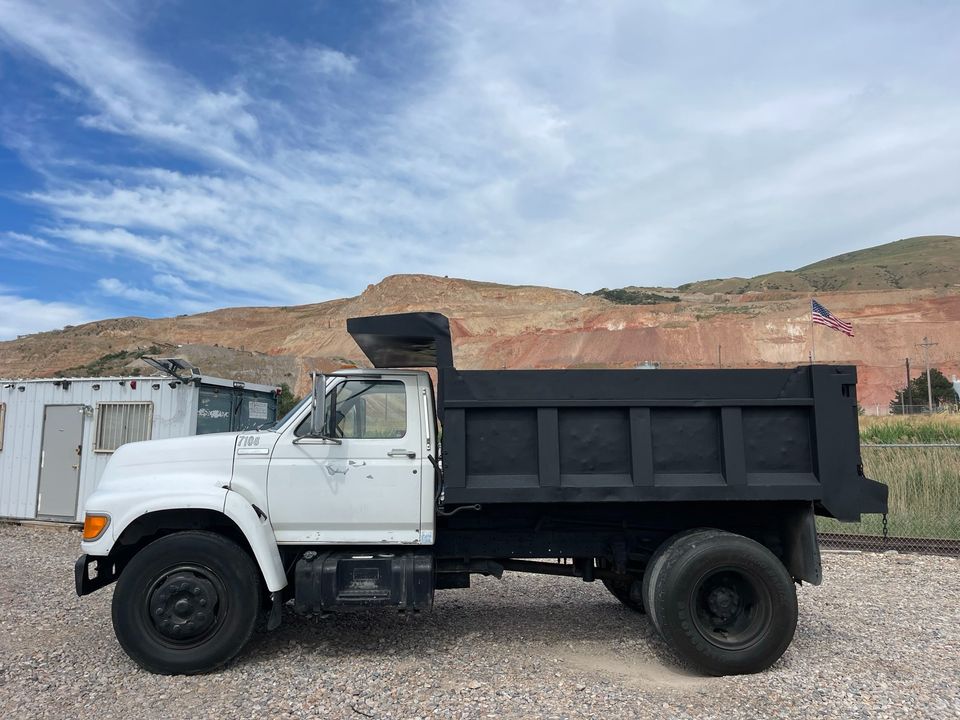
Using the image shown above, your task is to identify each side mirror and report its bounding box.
[309,372,327,437]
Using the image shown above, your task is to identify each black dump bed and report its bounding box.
[348,312,888,522]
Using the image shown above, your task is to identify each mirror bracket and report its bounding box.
[309,371,327,438]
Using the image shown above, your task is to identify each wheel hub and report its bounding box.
[149,572,218,640]
[692,568,772,651]
[707,586,741,620]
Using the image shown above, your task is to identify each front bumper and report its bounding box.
[74,554,119,596]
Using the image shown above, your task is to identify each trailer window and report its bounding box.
[94,402,154,452]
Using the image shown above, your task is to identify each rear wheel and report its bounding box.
[597,560,645,612]
[112,531,261,675]
[643,528,719,637]
[648,530,797,676]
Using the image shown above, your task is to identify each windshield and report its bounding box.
[261,395,310,431]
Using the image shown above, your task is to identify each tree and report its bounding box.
[889,368,957,414]
[276,383,301,418]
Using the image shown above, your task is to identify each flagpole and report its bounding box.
[810,299,816,364]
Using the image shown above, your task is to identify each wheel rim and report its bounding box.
[689,566,772,651]
[145,564,227,647]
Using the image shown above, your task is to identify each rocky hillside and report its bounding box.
[1,237,958,411]
[678,235,960,294]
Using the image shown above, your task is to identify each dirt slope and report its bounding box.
[2,270,958,410]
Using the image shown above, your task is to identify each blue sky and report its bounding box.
[1,1,959,339]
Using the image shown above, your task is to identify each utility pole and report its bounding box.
[904,358,911,414]
[915,337,938,413]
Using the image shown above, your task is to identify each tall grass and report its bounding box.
[858,414,960,444]
[818,445,960,539]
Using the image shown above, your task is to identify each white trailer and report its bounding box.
[0,374,278,523]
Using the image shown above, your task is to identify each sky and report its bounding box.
[0,0,959,339]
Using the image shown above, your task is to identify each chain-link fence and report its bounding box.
[861,404,960,416]
[818,444,960,555]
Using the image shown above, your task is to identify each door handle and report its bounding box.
[388,449,416,459]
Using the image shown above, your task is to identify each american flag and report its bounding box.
[811,299,854,337]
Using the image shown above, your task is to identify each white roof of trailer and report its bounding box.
[197,376,279,393]
[1,375,278,394]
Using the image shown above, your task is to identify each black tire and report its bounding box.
[599,570,645,613]
[649,531,798,676]
[643,528,719,637]
[112,531,261,675]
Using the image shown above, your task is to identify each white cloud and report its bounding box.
[1,0,959,311]
[94,275,213,315]
[153,273,205,298]
[0,292,101,339]
[0,0,258,168]
[96,277,166,305]
[254,38,358,78]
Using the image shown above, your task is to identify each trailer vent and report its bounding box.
[94,402,154,453]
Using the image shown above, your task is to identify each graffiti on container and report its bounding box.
[198,409,230,419]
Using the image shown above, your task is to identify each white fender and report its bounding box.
[79,435,288,592]
[222,490,287,592]
[82,488,288,593]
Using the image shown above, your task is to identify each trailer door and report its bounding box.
[36,405,84,519]
[268,377,423,544]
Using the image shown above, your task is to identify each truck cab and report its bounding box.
[252,369,436,545]
[76,366,440,672]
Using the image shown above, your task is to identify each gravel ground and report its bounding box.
[1,523,958,720]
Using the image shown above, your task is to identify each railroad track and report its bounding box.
[819,532,960,557]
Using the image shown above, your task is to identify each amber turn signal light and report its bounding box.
[82,514,110,541]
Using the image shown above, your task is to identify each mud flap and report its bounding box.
[782,505,822,586]
[266,591,283,631]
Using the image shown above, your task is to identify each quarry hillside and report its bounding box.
[1,235,958,411]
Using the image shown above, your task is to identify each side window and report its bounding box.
[294,380,407,439]
[336,381,407,439]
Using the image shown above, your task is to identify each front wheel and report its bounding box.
[112,531,261,674]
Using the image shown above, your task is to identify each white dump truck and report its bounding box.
[76,312,886,676]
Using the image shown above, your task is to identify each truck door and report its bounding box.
[267,376,424,544]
